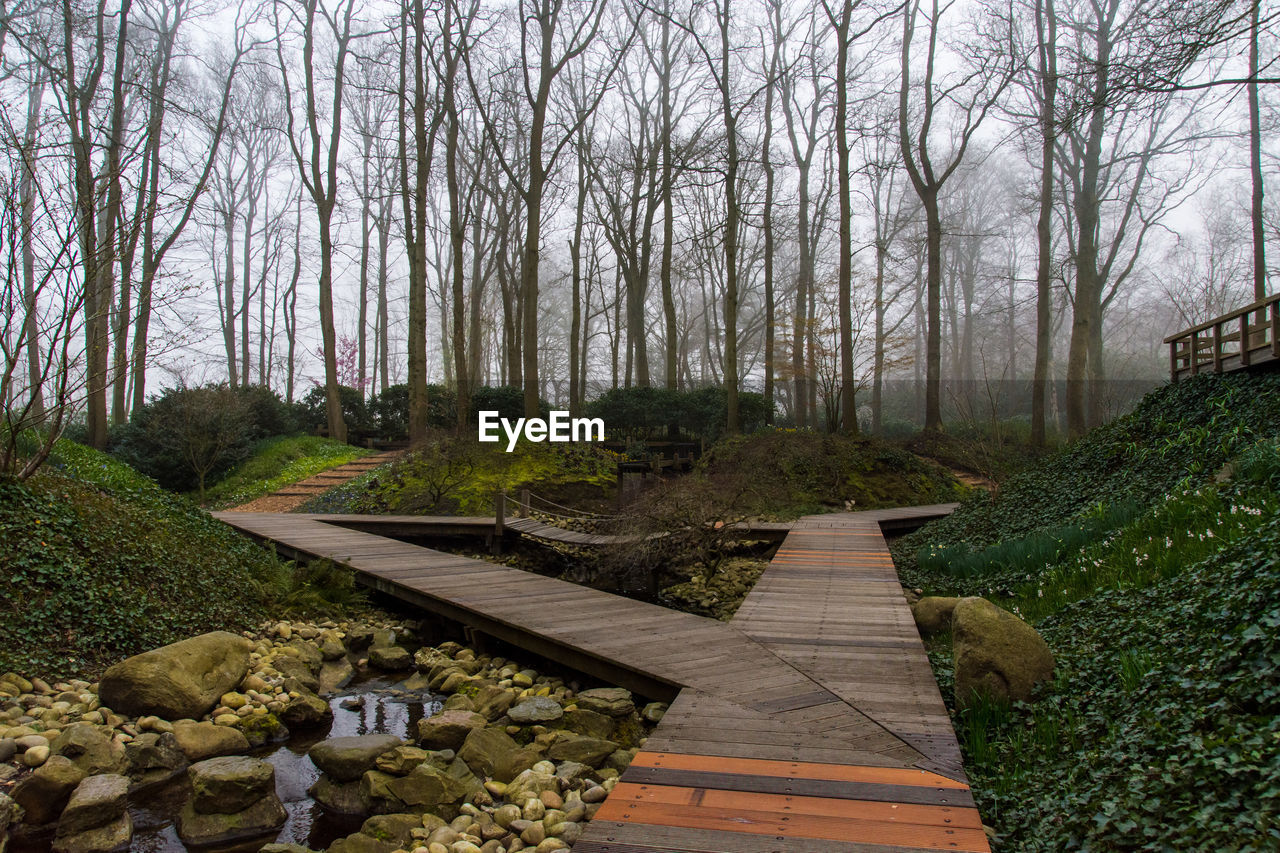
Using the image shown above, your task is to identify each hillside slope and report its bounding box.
[0,441,293,677]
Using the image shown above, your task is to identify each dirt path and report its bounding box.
[224,450,403,513]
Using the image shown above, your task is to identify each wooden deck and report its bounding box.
[214,503,986,852]
[253,512,793,548]
[1165,292,1280,381]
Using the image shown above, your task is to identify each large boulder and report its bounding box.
[360,764,469,816]
[279,686,332,728]
[416,710,487,751]
[171,721,249,762]
[176,797,287,847]
[307,775,366,815]
[952,597,1055,707]
[11,755,87,825]
[911,596,961,637]
[309,734,403,783]
[98,632,250,720]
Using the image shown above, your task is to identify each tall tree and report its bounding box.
[898,0,1013,431]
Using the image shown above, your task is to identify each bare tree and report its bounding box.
[898,0,1014,431]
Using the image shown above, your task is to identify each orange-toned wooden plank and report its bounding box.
[629,752,970,790]
[593,800,990,852]
[608,782,984,829]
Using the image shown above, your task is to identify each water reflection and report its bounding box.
[12,673,442,853]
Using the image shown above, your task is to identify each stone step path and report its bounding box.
[214,503,986,852]
[224,450,403,513]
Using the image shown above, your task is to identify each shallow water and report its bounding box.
[14,674,442,853]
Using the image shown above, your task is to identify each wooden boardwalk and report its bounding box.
[246,512,793,548]
[1165,292,1280,381]
[214,503,986,852]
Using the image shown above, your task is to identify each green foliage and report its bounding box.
[299,385,376,437]
[895,373,1280,578]
[108,383,256,495]
[0,440,293,677]
[914,501,1143,582]
[692,429,966,519]
[200,435,371,508]
[585,386,771,442]
[899,373,1280,849]
[951,499,1280,851]
[331,434,618,515]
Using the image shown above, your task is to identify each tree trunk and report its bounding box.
[834,3,856,433]
[1031,0,1057,447]
[1249,0,1266,300]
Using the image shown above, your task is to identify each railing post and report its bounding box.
[1169,340,1179,382]
[493,492,505,554]
[1191,330,1200,375]
[520,489,530,518]
[1213,321,1223,373]
[1272,300,1280,360]
[1241,313,1251,366]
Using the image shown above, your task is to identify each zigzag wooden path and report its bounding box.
[214,504,986,852]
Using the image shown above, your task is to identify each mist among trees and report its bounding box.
[1,0,1274,470]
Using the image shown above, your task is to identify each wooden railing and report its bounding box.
[1165,292,1280,381]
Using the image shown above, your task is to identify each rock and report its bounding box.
[11,755,87,824]
[359,813,420,847]
[471,686,516,721]
[573,688,633,717]
[124,732,188,788]
[912,596,961,637]
[260,845,319,853]
[416,710,488,751]
[345,625,374,650]
[56,774,129,837]
[98,631,250,720]
[273,658,319,693]
[189,756,276,815]
[50,814,132,853]
[176,796,287,847]
[369,646,412,671]
[559,708,614,740]
[553,761,600,789]
[326,832,397,853]
[319,659,355,694]
[319,631,347,661]
[457,727,518,780]
[50,724,125,776]
[641,702,667,723]
[546,734,617,767]
[307,775,367,815]
[23,744,50,767]
[360,764,469,815]
[504,769,559,804]
[236,713,289,748]
[0,738,15,762]
[508,697,563,725]
[309,734,403,783]
[581,785,607,803]
[172,721,250,762]
[279,688,332,728]
[952,597,1055,707]
[374,745,444,776]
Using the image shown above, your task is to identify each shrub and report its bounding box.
[584,386,772,441]
[109,384,255,496]
[299,384,376,438]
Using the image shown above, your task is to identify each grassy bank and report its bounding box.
[0,441,327,677]
[895,373,1280,849]
[200,434,371,508]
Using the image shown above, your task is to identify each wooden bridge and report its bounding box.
[214,504,987,853]
[1165,292,1280,381]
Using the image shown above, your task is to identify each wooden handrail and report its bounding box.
[1163,291,1280,343]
